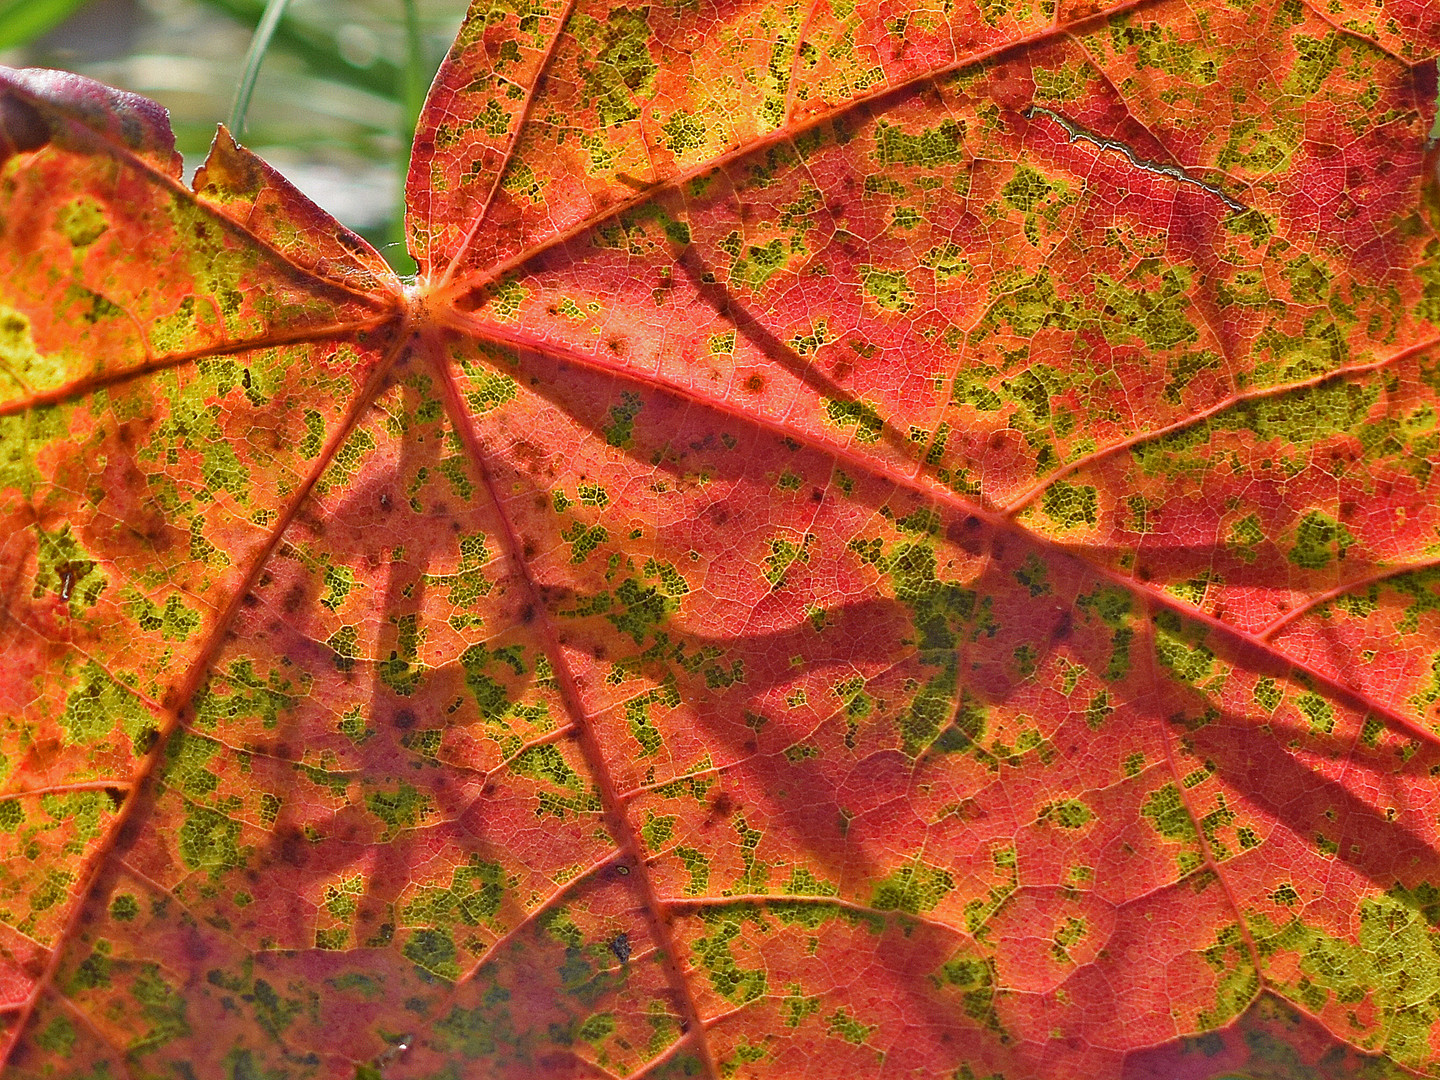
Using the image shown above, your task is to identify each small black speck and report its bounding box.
[610,932,631,964]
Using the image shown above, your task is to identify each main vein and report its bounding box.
[424,329,722,1080]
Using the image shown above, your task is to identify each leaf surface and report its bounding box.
[3,1,1440,1078]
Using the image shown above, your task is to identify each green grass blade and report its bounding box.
[401,0,428,133]
[387,0,427,276]
[228,0,295,136]
[0,0,92,51]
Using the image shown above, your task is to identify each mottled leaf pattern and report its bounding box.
[3,1,1440,1078]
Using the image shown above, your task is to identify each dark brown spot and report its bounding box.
[394,708,417,730]
[115,811,146,851]
[709,791,733,818]
[521,604,535,624]
[946,515,985,553]
[744,374,765,393]
[241,592,259,607]
[278,828,310,868]
[282,583,305,614]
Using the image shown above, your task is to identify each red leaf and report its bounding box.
[2,3,1440,1078]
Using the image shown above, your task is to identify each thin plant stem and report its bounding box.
[401,0,428,131]
[228,0,294,137]
[390,0,427,275]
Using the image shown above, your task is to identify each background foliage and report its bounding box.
[0,0,469,270]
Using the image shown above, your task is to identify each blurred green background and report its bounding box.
[0,0,473,272]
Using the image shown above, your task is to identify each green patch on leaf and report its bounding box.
[1040,799,1092,829]
[625,679,680,755]
[730,238,790,290]
[56,197,108,247]
[823,397,883,442]
[402,855,505,929]
[1228,514,1265,561]
[404,927,460,980]
[178,805,245,877]
[1254,677,1282,712]
[827,1006,876,1045]
[575,6,657,127]
[1140,783,1198,844]
[607,576,676,642]
[763,534,814,589]
[59,661,154,749]
[1041,481,1098,530]
[32,524,107,614]
[1001,166,1054,212]
[872,862,954,914]
[872,119,965,168]
[129,964,190,1053]
[662,110,707,153]
[1153,612,1215,686]
[1297,692,1335,734]
[861,266,915,312]
[128,591,200,641]
[693,913,766,1002]
[366,783,431,837]
[603,391,644,447]
[1288,510,1354,570]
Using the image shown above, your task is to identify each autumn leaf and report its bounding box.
[3,0,1440,1076]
